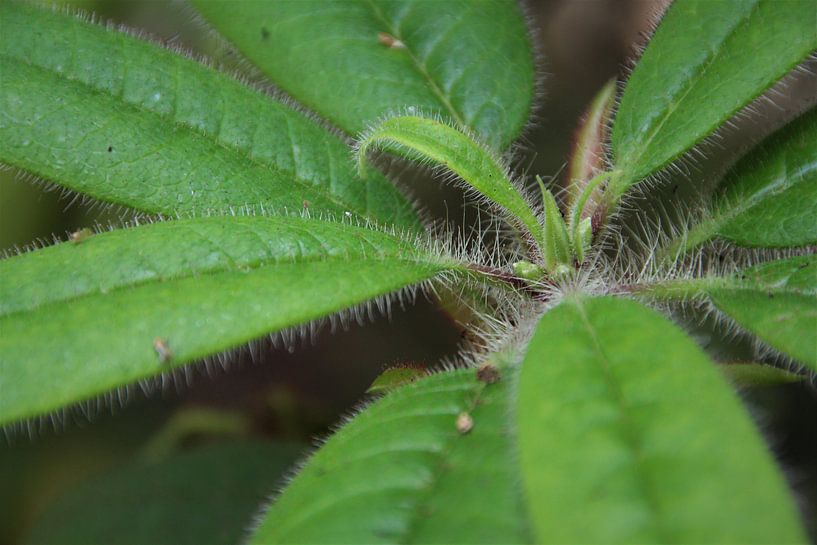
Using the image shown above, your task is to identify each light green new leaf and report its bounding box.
[643,255,817,369]
[25,441,301,545]
[251,368,528,544]
[517,296,805,543]
[356,115,546,260]
[678,108,817,253]
[0,2,418,229]
[0,216,457,426]
[611,0,817,192]
[191,0,536,151]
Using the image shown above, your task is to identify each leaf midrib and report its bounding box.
[362,0,467,129]
[1,51,370,217]
[0,252,449,320]
[572,298,668,543]
[617,0,762,181]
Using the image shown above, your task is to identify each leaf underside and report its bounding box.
[612,0,817,190]
[0,216,455,426]
[251,367,528,544]
[356,114,545,256]
[0,2,419,229]
[191,0,536,151]
[516,296,805,543]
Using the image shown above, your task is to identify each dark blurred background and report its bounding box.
[1,1,815,543]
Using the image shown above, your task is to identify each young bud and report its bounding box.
[512,260,544,281]
[564,79,616,225]
[537,176,572,274]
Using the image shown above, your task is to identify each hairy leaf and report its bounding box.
[708,256,817,369]
[678,108,817,253]
[356,115,546,259]
[517,296,805,543]
[0,2,418,228]
[191,0,536,150]
[0,216,456,425]
[251,368,528,544]
[611,0,817,192]
[643,255,817,369]
[25,441,300,545]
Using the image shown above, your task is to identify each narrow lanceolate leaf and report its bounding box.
[517,296,805,543]
[0,3,419,229]
[564,79,616,214]
[0,216,456,426]
[676,108,817,254]
[611,0,817,193]
[251,367,528,545]
[25,441,301,545]
[356,115,546,258]
[191,0,536,150]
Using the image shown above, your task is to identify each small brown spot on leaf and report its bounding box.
[377,31,404,49]
[153,337,173,364]
[68,227,93,244]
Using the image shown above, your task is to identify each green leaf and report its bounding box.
[356,114,546,261]
[673,107,817,254]
[642,255,817,370]
[25,441,301,545]
[0,216,456,425]
[708,256,817,369]
[191,0,536,150]
[251,367,528,544]
[611,0,817,192]
[720,363,806,388]
[0,2,419,229]
[517,296,805,543]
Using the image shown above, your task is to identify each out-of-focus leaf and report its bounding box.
[516,296,805,543]
[25,441,301,545]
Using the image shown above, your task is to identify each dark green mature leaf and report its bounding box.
[611,0,817,193]
[251,368,528,544]
[678,108,817,253]
[191,0,536,150]
[0,216,457,425]
[517,296,805,543]
[356,114,547,259]
[25,441,301,545]
[0,2,418,228]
